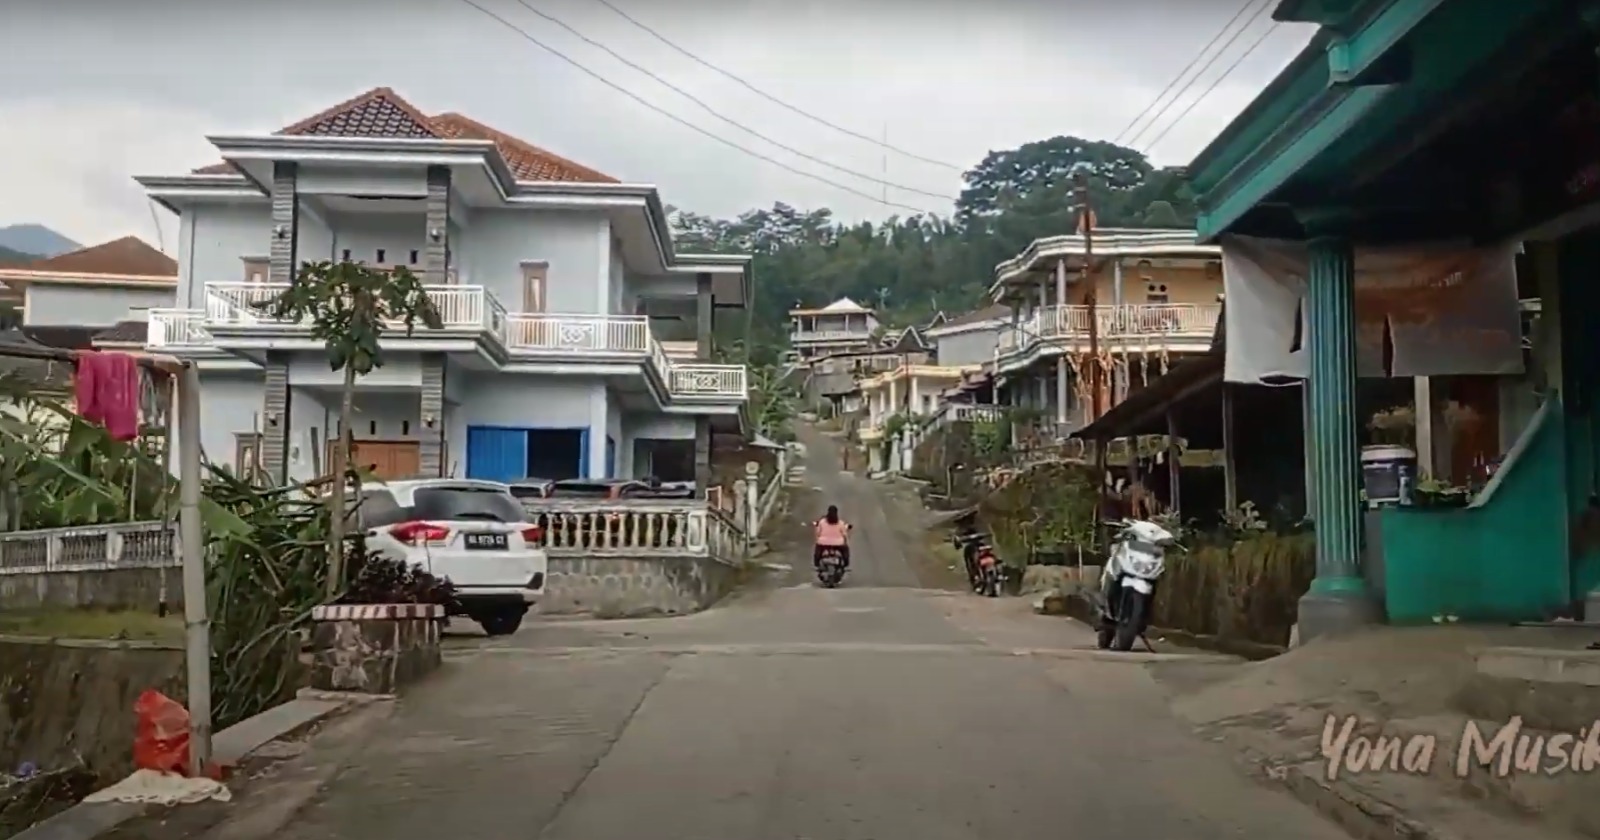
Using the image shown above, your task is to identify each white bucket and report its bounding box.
[1361,444,1417,507]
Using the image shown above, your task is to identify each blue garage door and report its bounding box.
[466,426,528,483]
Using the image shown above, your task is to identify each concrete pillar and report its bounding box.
[1298,233,1377,640]
[696,272,713,358]
[1413,376,1435,477]
[420,355,446,476]
[1222,383,1238,511]
[262,161,298,482]
[694,417,712,491]
[423,166,451,284]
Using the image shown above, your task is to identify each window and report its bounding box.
[341,249,352,262]
[412,486,526,522]
[356,490,406,529]
[375,249,387,264]
[241,257,269,284]
[521,261,549,313]
[409,250,419,266]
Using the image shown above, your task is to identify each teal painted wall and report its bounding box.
[1380,400,1570,622]
[1558,234,1600,599]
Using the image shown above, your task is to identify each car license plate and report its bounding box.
[464,532,508,551]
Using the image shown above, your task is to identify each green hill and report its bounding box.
[0,245,35,265]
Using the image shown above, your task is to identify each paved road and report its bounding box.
[783,422,925,588]
[276,425,1351,840]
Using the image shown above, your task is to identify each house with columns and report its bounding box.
[787,297,880,363]
[138,87,749,487]
[989,229,1223,443]
[1188,0,1600,637]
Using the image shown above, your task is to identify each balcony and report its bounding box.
[997,303,1220,365]
[790,329,875,343]
[147,283,747,402]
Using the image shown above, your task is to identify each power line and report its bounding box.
[510,0,955,201]
[1140,18,1279,155]
[456,0,943,215]
[588,0,964,172]
[1112,0,1259,148]
[1125,0,1274,150]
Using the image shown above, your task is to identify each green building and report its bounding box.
[1188,0,1600,638]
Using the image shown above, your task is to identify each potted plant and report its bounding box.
[1413,476,1470,508]
[1367,405,1416,447]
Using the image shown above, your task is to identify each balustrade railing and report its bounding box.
[669,364,747,397]
[520,500,746,565]
[504,313,651,353]
[163,283,748,401]
[998,303,1221,359]
[0,522,178,575]
[204,282,494,330]
[147,309,212,348]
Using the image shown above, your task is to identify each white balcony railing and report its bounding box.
[791,329,875,343]
[998,303,1220,360]
[670,364,748,397]
[147,309,212,348]
[504,313,650,353]
[155,283,748,402]
[204,282,495,331]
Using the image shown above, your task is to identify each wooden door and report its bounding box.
[337,441,421,480]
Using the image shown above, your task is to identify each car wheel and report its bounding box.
[478,610,525,637]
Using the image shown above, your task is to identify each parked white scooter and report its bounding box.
[1095,519,1181,652]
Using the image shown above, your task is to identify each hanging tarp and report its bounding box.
[1220,235,1524,384]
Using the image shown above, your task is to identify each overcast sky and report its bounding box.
[0,0,1314,250]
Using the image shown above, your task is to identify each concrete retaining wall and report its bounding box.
[0,636,185,780]
[538,555,741,618]
[0,568,180,612]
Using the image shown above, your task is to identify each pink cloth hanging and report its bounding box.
[74,351,140,442]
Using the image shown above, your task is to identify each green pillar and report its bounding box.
[1298,234,1378,640]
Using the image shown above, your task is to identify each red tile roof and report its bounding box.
[20,236,176,278]
[192,87,617,183]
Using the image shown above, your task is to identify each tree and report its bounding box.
[266,261,441,594]
[1141,200,1182,228]
[667,134,1203,365]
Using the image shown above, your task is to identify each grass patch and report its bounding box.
[0,608,184,643]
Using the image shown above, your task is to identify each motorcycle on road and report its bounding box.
[816,546,847,588]
[1095,519,1181,652]
[953,531,1001,596]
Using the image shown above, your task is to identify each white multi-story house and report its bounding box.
[137,87,750,486]
[787,297,880,362]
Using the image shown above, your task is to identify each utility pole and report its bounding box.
[1074,166,1101,419]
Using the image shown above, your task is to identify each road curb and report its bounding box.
[9,696,385,840]
[1227,739,1456,840]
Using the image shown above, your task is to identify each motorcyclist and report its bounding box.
[813,505,852,570]
[954,527,984,588]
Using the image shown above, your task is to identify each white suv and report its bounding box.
[357,479,548,636]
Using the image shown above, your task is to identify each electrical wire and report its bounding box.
[588,0,964,172]
[1111,0,1261,148]
[456,0,944,214]
[1126,0,1275,150]
[512,0,955,201]
[1139,18,1279,155]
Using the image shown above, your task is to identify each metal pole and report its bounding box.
[177,362,213,776]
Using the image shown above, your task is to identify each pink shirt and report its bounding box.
[815,519,850,546]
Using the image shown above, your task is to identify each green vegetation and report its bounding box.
[675,135,1199,360]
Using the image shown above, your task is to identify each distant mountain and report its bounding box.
[0,245,36,265]
[0,224,79,258]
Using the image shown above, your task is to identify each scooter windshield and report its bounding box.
[1125,539,1165,556]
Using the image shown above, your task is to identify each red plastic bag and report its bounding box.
[133,689,191,775]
